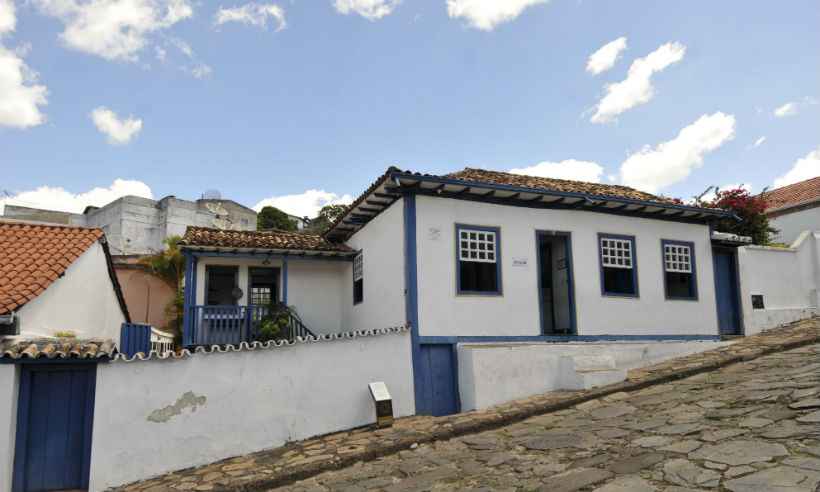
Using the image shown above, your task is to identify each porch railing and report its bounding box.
[186,304,316,347]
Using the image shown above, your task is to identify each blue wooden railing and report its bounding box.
[185,304,315,347]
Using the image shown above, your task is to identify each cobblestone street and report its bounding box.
[277,343,820,492]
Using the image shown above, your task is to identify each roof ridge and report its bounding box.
[0,218,103,233]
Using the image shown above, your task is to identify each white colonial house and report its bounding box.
[179,167,744,416]
[0,220,130,344]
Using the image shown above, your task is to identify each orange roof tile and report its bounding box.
[179,226,355,253]
[761,176,820,213]
[0,221,104,315]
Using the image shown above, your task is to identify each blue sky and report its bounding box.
[1,0,818,218]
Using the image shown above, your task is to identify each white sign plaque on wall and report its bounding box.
[512,257,528,267]
[427,227,441,240]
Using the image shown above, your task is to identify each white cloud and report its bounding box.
[186,62,212,79]
[333,0,400,20]
[154,45,167,62]
[586,36,627,75]
[773,102,797,118]
[774,147,820,188]
[0,1,48,129]
[751,136,766,148]
[510,159,604,183]
[0,0,15,35]
[0,179,153,214]
[590,41,686,124]
[90,106,143,144]
[446,0,547,31]
[700,182,752,203]
[215,3,286,30]
[620,112,736,193]
[32,0,194,62]
[254,190,354,219]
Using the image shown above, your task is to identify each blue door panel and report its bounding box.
[14,364,96,492]
[714,250,741,336]
[418,344,459,417]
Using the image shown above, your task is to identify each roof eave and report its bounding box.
[179,244,356,258]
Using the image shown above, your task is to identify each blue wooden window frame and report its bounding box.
[598,233,639,298]
[661,239,698,301]
[455,224,502,296]
[353,252,364,305]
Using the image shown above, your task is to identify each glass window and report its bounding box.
[353,253,363,304]
[206,266,238,305]
[599,235,638,297]
[457,226,501,294]
[663,241,697,300]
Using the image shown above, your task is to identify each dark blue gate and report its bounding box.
[417,344,459,416]
[13,364,97,492]
[713,248,741,336]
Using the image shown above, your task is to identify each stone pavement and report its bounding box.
[278,342,820,492]
[114,319,820,492]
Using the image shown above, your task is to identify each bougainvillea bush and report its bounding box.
[705,187,778,245]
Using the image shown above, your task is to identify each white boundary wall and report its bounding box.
[458,340,731,411]
[88,331,414,490]
[0,364,19,492]
[737,231,820,335]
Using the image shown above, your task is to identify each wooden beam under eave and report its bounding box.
[357,207,381,213]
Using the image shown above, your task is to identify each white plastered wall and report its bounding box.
[737,231,819,335]
[458,340,731,411]
[0,364,19,492]
[341,199,406,332]
[88,332,414,490]
[194,256,345,334]
[15,242,126,342]
[415,195,719,337]
[769,206,820,245]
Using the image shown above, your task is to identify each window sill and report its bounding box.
[665,296,699,302]
[601,292,640,299]
[456,291,503,297]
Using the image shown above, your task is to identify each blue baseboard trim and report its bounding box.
[418,334,722,344]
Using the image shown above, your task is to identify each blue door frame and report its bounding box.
[13,363,97,492]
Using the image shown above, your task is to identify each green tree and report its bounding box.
[257,206,297,231]
[305,204,348,233]
[705,187,778,245]
[139,236,185,338]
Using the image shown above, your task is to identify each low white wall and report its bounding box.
[88,331,414,490]
[737,233,819,335]
[16,242,126,342]
[458,340,731,411]
[0,364,19,492]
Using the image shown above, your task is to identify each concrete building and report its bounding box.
[761,176,820,244]
[3,195,258,256]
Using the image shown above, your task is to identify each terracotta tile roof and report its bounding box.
[0,221,105,315]
[760,176,820,212]
[0,338,116,360]
[179,226,355,253]
[446,168,679,204]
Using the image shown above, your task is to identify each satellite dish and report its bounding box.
[202,189,222,200]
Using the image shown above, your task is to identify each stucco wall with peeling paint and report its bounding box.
[87,330,414,490]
